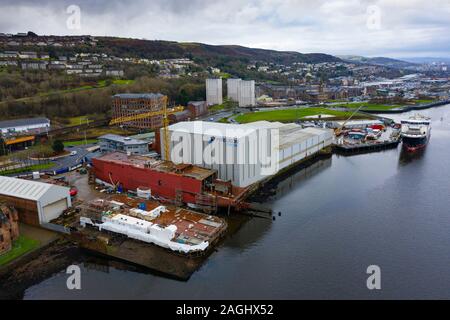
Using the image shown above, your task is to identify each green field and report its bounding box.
[335,102,402,111]
[413,99,435,105]
[67,115,95,126]
[63,139,98,147]
[235,107,366,124]
[97,79,135,86]
[0,236,40,266]
[0,163,55,176]
[334,99,437,111]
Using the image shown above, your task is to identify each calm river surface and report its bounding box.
[24,105,450,299]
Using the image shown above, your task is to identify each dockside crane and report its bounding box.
[334,104,367,136]
[109,97,184,160]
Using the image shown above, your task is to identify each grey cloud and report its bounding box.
[0,0,449,58]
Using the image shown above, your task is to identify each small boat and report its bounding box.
[348,131,366,140]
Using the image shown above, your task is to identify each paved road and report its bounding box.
[50,144,96,171]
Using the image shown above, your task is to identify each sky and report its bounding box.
[0,0,449,58]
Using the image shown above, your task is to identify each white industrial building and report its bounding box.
[0,176,72,226]
[227,78,241,101]
[161,121,333,187]
[0,117,50,135]
[206,78,223,106]
[237,80,256,107]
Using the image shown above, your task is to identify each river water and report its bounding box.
[23,105,450,299]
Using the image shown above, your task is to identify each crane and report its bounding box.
[109,98,184,160]
[334,104,367,136]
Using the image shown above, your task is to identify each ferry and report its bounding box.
[401,114,431,152]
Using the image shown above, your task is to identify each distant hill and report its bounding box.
[400,57,450,64]
[96,37,341,64]
[338,55,416,68]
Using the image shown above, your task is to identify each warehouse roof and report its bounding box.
[99,134,148,146]
[168,121,281,138]
[188,101,206,108]
[113,93,165,99]
[0,176,69,203]
[169,120,332,150]
[0,117,50,129]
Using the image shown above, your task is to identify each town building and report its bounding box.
[0,117,50,135]
[0,203,19,255]
[187,101,208,118]
[111,93,167,130]
[99,134,149,155]
[105,69,124,77]
[168,110,192,123]
[0,176,71,226]
[206,78,223,106]
[227,78,241,101]
[238,80,256,107]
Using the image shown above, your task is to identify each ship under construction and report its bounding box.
[91,152,253,213]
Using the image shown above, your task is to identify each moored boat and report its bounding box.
[400,114,431,152]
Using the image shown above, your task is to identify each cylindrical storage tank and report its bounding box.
[137,187,151,199]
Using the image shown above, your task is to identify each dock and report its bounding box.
[332,138,400,154]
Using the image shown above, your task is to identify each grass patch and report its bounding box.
[66,115,95,126]
[209,99,237,112]
[218,117,230,123]
[97,79,134,86]
[0,235,40,266]
[209,104,227,112]
[413,99,435,104]
[334,102,402,110]
[235,107,365,124]
[63,139,98,147]
[0,163,55,176]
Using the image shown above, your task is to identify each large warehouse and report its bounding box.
[0,176,72,226]
[161,121,333,187]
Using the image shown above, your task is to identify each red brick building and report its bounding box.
[187,101,208,118]
[0,203,19,255]
[111,93,167,130]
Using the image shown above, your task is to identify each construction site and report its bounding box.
[1,92,390,280]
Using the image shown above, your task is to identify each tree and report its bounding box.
[52,140,65,154]
[0,136,6,156]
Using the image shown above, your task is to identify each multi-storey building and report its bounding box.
[238,80,256,107]
[206,79,223,106]
[227,78,241,101]
[111,93,167,130]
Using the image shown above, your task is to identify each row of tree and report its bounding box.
[0,76,207,120]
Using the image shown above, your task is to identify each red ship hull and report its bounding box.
[92,153,251,211]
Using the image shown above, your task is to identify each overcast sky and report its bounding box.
[1,0,449,58]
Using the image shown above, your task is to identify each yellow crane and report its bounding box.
[334,104,367,136]
[109,99,184,160]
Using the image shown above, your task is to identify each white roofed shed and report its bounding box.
[0,176,72,225]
